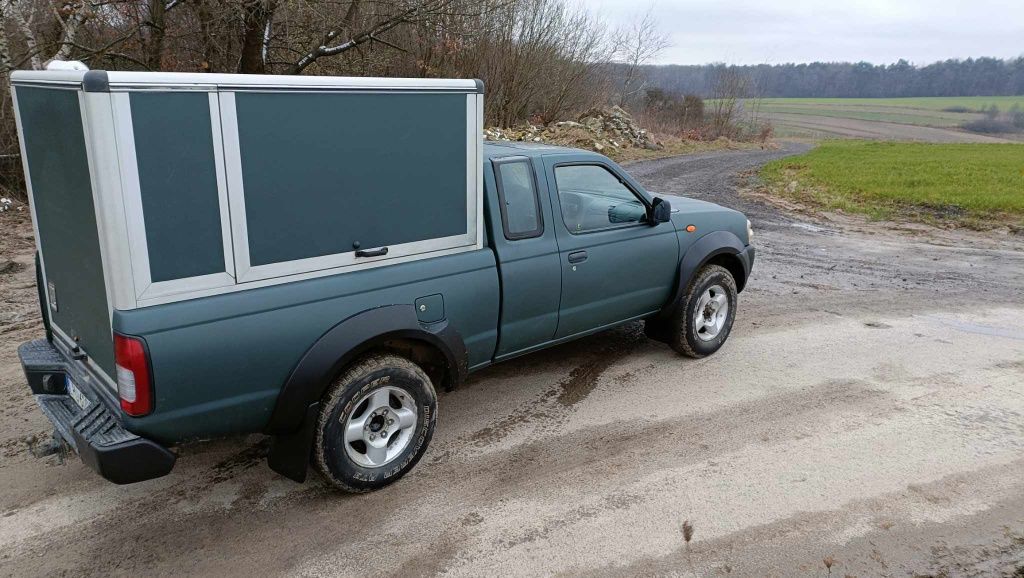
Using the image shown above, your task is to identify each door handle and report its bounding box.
[568,250,588,264]
[355,246,389,258]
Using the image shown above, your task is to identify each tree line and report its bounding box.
[640,58,1024,99]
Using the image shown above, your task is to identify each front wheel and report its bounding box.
[669,264,738,358]
[314,353,437,492]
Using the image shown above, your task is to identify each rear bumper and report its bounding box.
[19,339,175,484]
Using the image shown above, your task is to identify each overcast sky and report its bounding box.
[583,0,1024,65]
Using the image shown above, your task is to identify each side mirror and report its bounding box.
[650,197,672,225]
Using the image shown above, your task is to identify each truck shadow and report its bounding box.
[431,321,666,457]
[461,321,653,390]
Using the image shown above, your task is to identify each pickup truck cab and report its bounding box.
[13,70,754,492]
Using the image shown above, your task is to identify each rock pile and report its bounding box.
[484,106,662,152]
[575,106,662,150]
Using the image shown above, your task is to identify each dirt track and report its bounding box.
[2,145,1024,577]
[767,112,1017,142]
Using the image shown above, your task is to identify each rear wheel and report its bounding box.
[670,264,738,358]
[314,354,436,492]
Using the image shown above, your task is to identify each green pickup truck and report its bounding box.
[12,69,754,492]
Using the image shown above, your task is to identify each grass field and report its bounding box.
[761,141,1024,227]
[751,96,1024,140]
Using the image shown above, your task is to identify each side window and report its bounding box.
[555,164,647,233]
[494,159,543,239]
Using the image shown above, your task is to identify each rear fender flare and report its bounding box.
[265,304,467,436]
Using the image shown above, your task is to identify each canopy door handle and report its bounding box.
[355,247,389,258]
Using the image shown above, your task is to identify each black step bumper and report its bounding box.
[19,339,176,484]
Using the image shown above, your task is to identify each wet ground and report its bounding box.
[2,144,1023,577]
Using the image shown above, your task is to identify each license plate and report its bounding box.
[66,378,90,411]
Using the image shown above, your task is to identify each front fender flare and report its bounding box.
[659,230,751,320]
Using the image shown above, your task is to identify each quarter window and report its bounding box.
[494,160,543,239]
[555,164,647,233]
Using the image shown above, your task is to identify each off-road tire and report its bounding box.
[314,353,437,492]
[670,264,738,358]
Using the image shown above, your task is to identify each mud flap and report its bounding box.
[267,402,320,483]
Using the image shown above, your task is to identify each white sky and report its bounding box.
[582,0,1024,65]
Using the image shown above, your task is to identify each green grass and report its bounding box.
[761,141,1024,226]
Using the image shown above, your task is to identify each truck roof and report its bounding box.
[483,141,592,159]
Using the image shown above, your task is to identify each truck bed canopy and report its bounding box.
[12,69,484,382]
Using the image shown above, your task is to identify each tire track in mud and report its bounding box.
[460,376,897,497]
[291,373,925,577]
[424,359,1024,576]
[585,458,1024,578]
[431,326,649,460]
[1,438,334,576]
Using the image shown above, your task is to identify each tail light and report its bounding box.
[114,334,153,417]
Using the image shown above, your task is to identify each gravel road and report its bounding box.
[2,144,1024,577]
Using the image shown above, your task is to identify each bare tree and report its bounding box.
[8,0,44,69]
[51,0,92,63]
[613,6,670,108]
[287,0,454,75]
[140,0,168,69]
[534,3,615,123]
[0,2,15,72]
[466,0,613,126]
[238,0,278,73]
[708,66,750,138]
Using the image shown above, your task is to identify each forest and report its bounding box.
[641,58,1024,99]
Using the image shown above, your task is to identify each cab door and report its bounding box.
[543,156,679,339]
[487,156,562,358]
